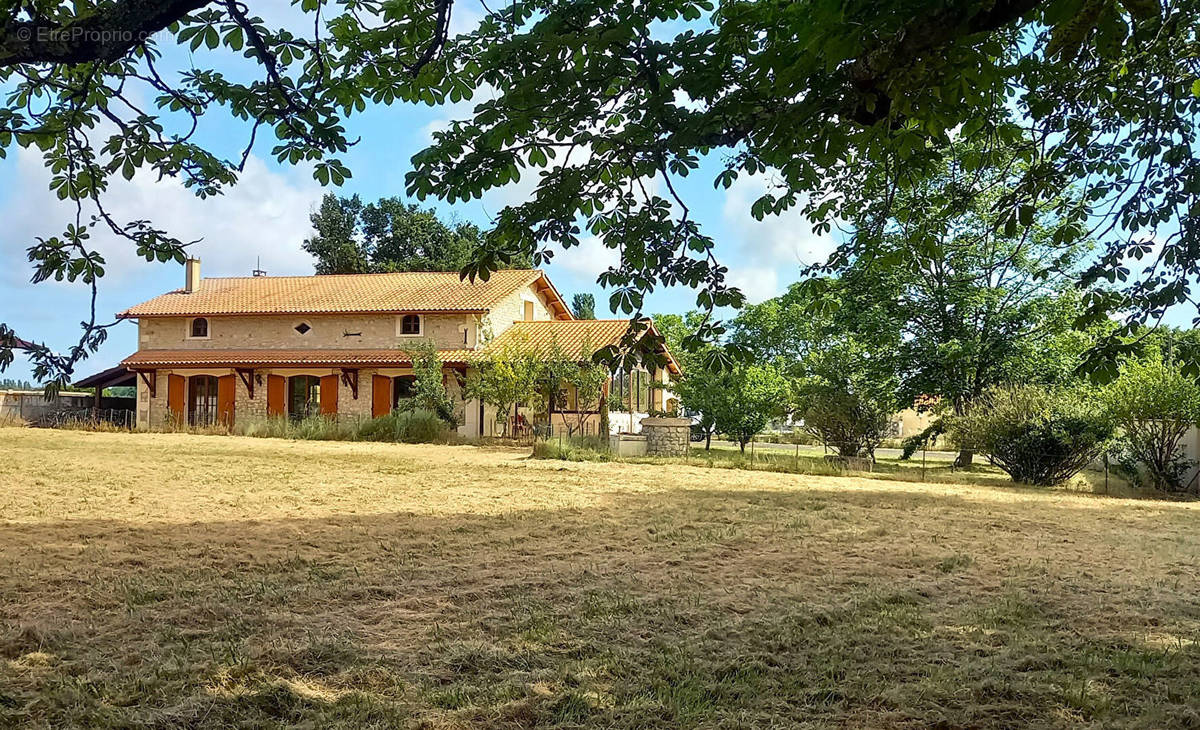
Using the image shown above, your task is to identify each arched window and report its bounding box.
[288,375,321,421]
[189,317,209,338]
[399,314,421,336]
[188,375,218,426]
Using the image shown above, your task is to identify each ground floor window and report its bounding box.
[188,375,218,426]
[288,375,321,420]
[392,375,416,410]
[609,369,654,412]
[550,384,578,412]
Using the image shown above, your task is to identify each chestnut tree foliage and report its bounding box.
[1,0,1198,388]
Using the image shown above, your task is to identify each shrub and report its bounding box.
[950,385,1113,486]
[900,420,946,460]
[1104,357,1200,492]
[234,415,355,441]
[353,409,452,443]
[1108,438,1194,493]
[532,435,611,462]
[711,364,790,453]
[291,415,356,440]
[797,383,892,459]
[404,342,460,425]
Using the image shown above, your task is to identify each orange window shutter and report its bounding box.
[166,374,185,425]
[267,374,286,417]
[372,375,391,418]
[320,374,339,416]
[217,374,236,428]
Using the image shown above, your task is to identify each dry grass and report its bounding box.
[0,414,27,429]
[2,427,1200,728]
[625,443,1137,496]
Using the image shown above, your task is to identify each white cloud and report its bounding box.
[726,265,779,303]
[718,173,837,303]
[1,147,323,289]
[552,235,619,280]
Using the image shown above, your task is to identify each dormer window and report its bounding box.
[398,314,422,336]
[188,317,209,339]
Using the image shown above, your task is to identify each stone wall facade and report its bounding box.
[140,313,475,352]
[137,279,565,354]
[641,417,691,456]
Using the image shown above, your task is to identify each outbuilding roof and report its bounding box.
[485,319,681,375]
[117,270,572,319]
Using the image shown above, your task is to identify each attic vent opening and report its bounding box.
[294,322,312,335]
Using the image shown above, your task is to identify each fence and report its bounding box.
[0,390,94,422]
[695,435,1138,492]
[38,408,136,430]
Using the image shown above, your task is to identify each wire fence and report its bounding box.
[36,408,136,430]
[709,436,1200,494]
[529,429,1171,493]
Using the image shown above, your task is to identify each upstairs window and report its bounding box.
[189,317,209,338]
[523,301,535,321]
[399,314,421,336]
[294,322,311,335]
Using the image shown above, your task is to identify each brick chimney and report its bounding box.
[184,258,201,293]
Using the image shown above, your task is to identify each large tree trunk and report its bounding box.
[953,397,974,467]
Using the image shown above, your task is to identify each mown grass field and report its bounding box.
[2,427,1199,728]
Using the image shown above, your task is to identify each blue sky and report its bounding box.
[0,11,838,383]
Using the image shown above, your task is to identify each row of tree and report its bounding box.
[305,194,599,321]
[659,142,1200,490]
[665,295,1200,490]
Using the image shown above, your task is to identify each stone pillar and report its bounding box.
[640,417,691,456]
[339,368,374,424]
[144,371,169,429]
[234,369,268,427]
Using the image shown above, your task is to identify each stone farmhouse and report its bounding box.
[117,260,680,437]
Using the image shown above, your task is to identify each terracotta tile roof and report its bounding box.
[486,319,681,374]
[121,349,474,368]
[118,270,564,318]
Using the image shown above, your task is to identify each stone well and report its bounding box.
[640,417,692,457]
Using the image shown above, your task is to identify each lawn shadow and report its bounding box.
[4,480,1200,728]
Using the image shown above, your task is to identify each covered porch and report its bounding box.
[120,349,477,434]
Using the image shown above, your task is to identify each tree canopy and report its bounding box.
[2,0,1198,386]
[303,193,532,274]
[709,363,790,453]
[1105,331,1200,491]
[571,293,596,320]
